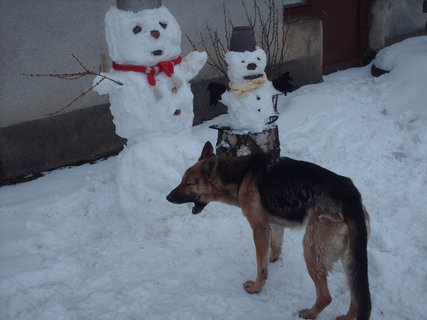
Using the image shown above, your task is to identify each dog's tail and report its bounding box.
[343,200,371,320]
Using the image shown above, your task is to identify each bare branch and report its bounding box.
[45,77,106,116]
[185,0,291,79]
[23,54,123,116]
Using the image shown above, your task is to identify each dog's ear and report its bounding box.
[203,154,218,180]
[199,141,214,160]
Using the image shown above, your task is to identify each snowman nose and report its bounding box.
[247,63,257,70]
[151,30,160,39]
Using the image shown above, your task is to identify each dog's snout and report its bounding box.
[247,63,257,70]
[166,191,175,203]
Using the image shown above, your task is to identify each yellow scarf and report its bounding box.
[229,73,268,97]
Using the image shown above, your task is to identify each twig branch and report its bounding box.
[22,54,123,116]
[45,77,106,116]
[186,0,290,80]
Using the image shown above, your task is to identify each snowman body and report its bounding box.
[94,6,207,144]
[220,47,280,132]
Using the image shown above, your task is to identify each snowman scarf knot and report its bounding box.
[229,73,268,97]
[112,56,183,86]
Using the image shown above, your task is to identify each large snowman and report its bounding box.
[94,0,207,145]
[93,0,209,222]
[219,27,281,132]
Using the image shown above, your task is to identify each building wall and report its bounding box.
[0,0,114,128]
[0,0,288,128]
[370,0,426,51]
[1,0,424,183]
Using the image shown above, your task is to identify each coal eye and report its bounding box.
[133,25,142,34]
[241,60,245,63]
[256,96,261,100]
[159,22,168,29]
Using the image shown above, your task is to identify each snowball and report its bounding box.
[105,6,181,66]
[93,6,207,144]
[219,47,280,131]
[224,47,267,83]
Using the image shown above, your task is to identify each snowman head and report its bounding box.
[105,5,181,66]
[225,47,267,83]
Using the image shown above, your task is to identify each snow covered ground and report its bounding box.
[1,37,426,320]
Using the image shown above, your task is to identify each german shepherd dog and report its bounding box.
[167,142,371,320]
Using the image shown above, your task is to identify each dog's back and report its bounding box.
[255,155,371,320]
[258,156,361,222]
[222,153,371,320]
[167,142,371,320]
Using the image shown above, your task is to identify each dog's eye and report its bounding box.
[159,22,168,29]
[184,179,199,186]
[133,25,142,34]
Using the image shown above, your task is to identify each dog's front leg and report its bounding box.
[243,222,271,294]
[239,174,271,294]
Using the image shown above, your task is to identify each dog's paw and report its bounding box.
[269,255,280,263]
[298,308,318,319]
[243,280,262,294]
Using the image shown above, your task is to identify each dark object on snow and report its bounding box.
[229,26,256,52]
[272,71,294,95]
[371,64,389,77]
[117,0,161,12]
[211,125,280,159]
[207,82,227,106]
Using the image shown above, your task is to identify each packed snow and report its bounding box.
[93,5,206,144]
[1,36,427,320]
[219,47,280,131]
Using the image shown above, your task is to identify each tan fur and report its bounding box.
[167,143,371,320]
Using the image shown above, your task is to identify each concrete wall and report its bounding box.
[3,0,423,183]
[370,0,427,51]
[0,0,286,128]
[0,0,114,128]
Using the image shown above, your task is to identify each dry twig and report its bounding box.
[187,0,289,80]
[23,54,122,116]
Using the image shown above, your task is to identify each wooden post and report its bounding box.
[211,125,280,158]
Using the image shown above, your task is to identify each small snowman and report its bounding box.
[218,26,281,132]
[94,0,207,144]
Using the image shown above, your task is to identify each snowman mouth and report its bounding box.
[152,50,163,56]
[244,74,263,80]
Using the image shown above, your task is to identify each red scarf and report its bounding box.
[112,56,182,86]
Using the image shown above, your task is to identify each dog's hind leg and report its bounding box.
[299,209,348,319]
[336,208,371,320]
[270,223,284,262]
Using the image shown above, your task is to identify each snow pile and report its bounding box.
[94,6,207,144]
[374,36,427,72]
[219,47,280,131]
[1,37,427,319]
[93,5,206,216]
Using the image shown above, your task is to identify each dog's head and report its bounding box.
[166,142,218,214]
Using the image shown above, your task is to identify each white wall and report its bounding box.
[0,0,115,127]
[370,0,426,51]
[0,0,283,127]
[1,0,424,127]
